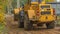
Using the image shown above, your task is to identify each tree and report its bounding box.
[0,0,8,33]
[0,0,8,23]
[45,0,55,2]
[20,0,27,6]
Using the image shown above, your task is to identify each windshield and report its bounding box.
[41,5,50,9]
[41,11,51,15]
[38,0,43,3]
[31,0,38,2]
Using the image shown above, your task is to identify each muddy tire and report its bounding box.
[14,14,19,21]
[18,11,24,28]
[19,22,24,28]
[24,14,33,30]
[46,21,55,29]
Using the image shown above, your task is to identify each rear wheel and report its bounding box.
[18,10,24,28]
[14,14,18,21]
[46,21,55,29]
[24,14,33,30]
[19,21,24,28]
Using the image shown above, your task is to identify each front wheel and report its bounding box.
[18,10,24,28]
[46,21,55,29]
[24,14,33,30]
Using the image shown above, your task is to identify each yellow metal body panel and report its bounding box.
[14,9,20,14]
[28,10,36,19]
[14,8,22,14]
[31,2,38,4]
[39,15,56,22]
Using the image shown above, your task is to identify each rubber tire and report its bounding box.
[18,11,24,28]
[19,21,24,28]
[24,14,33,30]
[46,21,55,29]
[14,14,18,21]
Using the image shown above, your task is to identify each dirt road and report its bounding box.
[6,24,60,34]
[5,14,60,34]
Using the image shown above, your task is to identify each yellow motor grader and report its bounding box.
[13,0,57,30]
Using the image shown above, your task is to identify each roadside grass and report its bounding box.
[0,23,8,34]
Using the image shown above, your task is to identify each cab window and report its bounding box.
[31,0,38,2]
[38,0,43,3]
[41,5,50,9]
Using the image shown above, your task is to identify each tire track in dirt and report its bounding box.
[16,28,60,34]
[6,23,60,34]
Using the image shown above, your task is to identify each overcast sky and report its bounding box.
[56,0,60,2]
